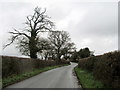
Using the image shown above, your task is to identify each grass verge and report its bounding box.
[3,64,69,88]
[74,66,105,88]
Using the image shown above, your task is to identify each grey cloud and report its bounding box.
[63,2,118,54]
[68,2,117,36]
[0,1,118,56]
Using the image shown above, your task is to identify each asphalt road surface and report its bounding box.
[6,62,81,88]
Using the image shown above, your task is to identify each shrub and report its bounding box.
[78,51,120,88]
[2,56,69,78]
[78,56,99,72]
[94,51,120,88]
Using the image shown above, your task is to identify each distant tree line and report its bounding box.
[70,47,94,62]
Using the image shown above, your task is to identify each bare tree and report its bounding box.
[48,31,75,62]
[61,42,76,60]
[37,38,52,60]
[4,7,54,59]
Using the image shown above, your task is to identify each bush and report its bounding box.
[78,51,120,88]
[2,56,70,78]
[94,51,120,88]
[78,56,99,72]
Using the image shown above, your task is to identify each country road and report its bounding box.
[6,62,81,88]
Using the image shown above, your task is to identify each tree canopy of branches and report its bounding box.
[70,47,94,62]
[48,31,75,62]
[4,7,54,59]
[37,38,52,60]
[70,50,79,62]
[78,47,92,58]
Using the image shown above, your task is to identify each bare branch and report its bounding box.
[4,29,30,49]
[10,29,30,39]
[3,34,19,49]
[26,16,33,30]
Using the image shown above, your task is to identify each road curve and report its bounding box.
[6,62,80,88]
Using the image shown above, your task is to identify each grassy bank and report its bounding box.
[74,66,105,88]
[3,64,69,88]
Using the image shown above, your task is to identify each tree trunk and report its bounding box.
[29,33,38,59]
[57,54,61,62]
[29,41,37,59]
[30,51,37,59]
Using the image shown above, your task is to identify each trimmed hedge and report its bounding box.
[78,51,120,88]
[2,56,70,78]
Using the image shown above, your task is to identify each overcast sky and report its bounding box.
[0,0,118,57]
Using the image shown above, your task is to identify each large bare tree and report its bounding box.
[48,31,75,62]
[4,7,54,59]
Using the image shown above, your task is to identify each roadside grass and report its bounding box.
[2,64,69,88]
[74,66,105,88]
